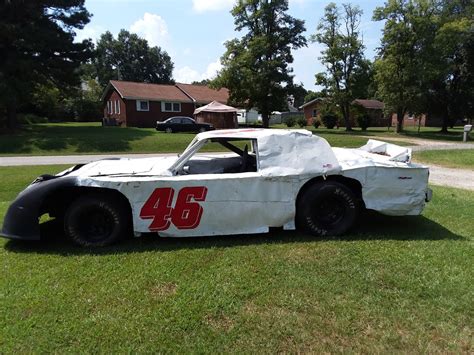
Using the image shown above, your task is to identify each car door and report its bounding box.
[180,117,194,132]
[168,117,181,132]
[131,139,296,237]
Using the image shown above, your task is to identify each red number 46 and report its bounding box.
[140,186,208,231]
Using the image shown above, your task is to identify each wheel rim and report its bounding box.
[199,127,206,132]
[166,128,172,133]
[311,196,346,228]
[75,206,115,242]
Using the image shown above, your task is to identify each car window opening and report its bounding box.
[180,138,258,175]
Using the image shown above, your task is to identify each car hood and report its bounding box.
[61,156,179,178]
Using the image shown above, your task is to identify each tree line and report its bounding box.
[0,0,472,133]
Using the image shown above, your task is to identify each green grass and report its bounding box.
[0,122,420,156]
[1,165,473,352]
[413,149,474,169]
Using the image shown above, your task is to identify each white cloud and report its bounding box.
[175,66,201,83]
[193,0,235,13]
[174,59,223,83]
[130,13,169,48]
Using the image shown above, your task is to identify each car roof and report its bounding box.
[166,116,194,121]
[195,128,312,141]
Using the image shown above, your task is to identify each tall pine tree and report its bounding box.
[0,0,91,128]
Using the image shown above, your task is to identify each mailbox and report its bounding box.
[463,124,472,142]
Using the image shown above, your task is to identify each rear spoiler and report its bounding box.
[359,139,412,163]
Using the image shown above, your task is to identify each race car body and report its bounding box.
[1,129,432,246]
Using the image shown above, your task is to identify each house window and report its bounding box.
[115,100,120,114]
[161,101,181,112]
[136,100,149,112]
[312,109,318,117]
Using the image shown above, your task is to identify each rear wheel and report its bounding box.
[64,194,130,247]
[296,181,359,237]
[199,127,206,133]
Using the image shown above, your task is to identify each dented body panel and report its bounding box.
[1,129,431,241]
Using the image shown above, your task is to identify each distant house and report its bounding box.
[101,80,229,128]
[351,99,389,127]
[299,98,324,126]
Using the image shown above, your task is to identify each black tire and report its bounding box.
[165,127,173,133]
[199,127,206,133]
[296,181,359,237]
[64,194,130,247]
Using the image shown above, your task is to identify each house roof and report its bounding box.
[353,99,384,110]
[103,80,230,105]
[107,80,192,102]
[299,98,324,109]
[175,83,229,104]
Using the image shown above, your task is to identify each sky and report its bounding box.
[76,0,386,91]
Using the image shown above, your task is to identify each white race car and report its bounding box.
[1,129,432,246]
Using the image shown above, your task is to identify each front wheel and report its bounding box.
[64,194,130,247]
[199,127,206,133]
[165,127,173,133]
[296,181,359,237]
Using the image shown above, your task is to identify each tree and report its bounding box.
[191,79,212,86]
[373,0,436,133]
[0,0,91,129]
[429,0,474,131]
[311,2,365,131]
[213,0,306,127]
[94,30,174,87]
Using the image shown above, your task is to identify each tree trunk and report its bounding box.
[6,100,18,130]
[440,107,449,133]
[341,103,352,131]
[396,108,404,133]
[262,112,270,128]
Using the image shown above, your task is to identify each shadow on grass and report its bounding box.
[0,124,155,154]
[4,210,464,256]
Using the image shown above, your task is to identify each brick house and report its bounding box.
[351,99,389,127]
[299,98,324,126]
[101,80,229,128]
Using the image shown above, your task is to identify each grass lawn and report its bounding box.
[1,165,473,352]
[413,149,474,169]
[0,122,434,157]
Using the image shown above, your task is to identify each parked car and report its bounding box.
[156,116,214,133]
[1,129,432,247]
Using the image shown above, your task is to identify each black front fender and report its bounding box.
[1,176,78,241]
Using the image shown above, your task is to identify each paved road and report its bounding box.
[0,153,178,166]
[1,138,473,190]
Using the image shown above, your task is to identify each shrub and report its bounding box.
[285,116,296,127]
[313,118,322,129]
[296,116,307,128]
[351,104,371,131]
[322,114,338,129]
[18,113,48,125]
[357,114,371,131]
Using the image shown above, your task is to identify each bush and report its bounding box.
[322,114,338,129]
[357,114,371,131]
[313,119,322,129]
[18,113,48,125]
[351,104,371,131]
[296,116,307,128]
[285,116,296,127]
